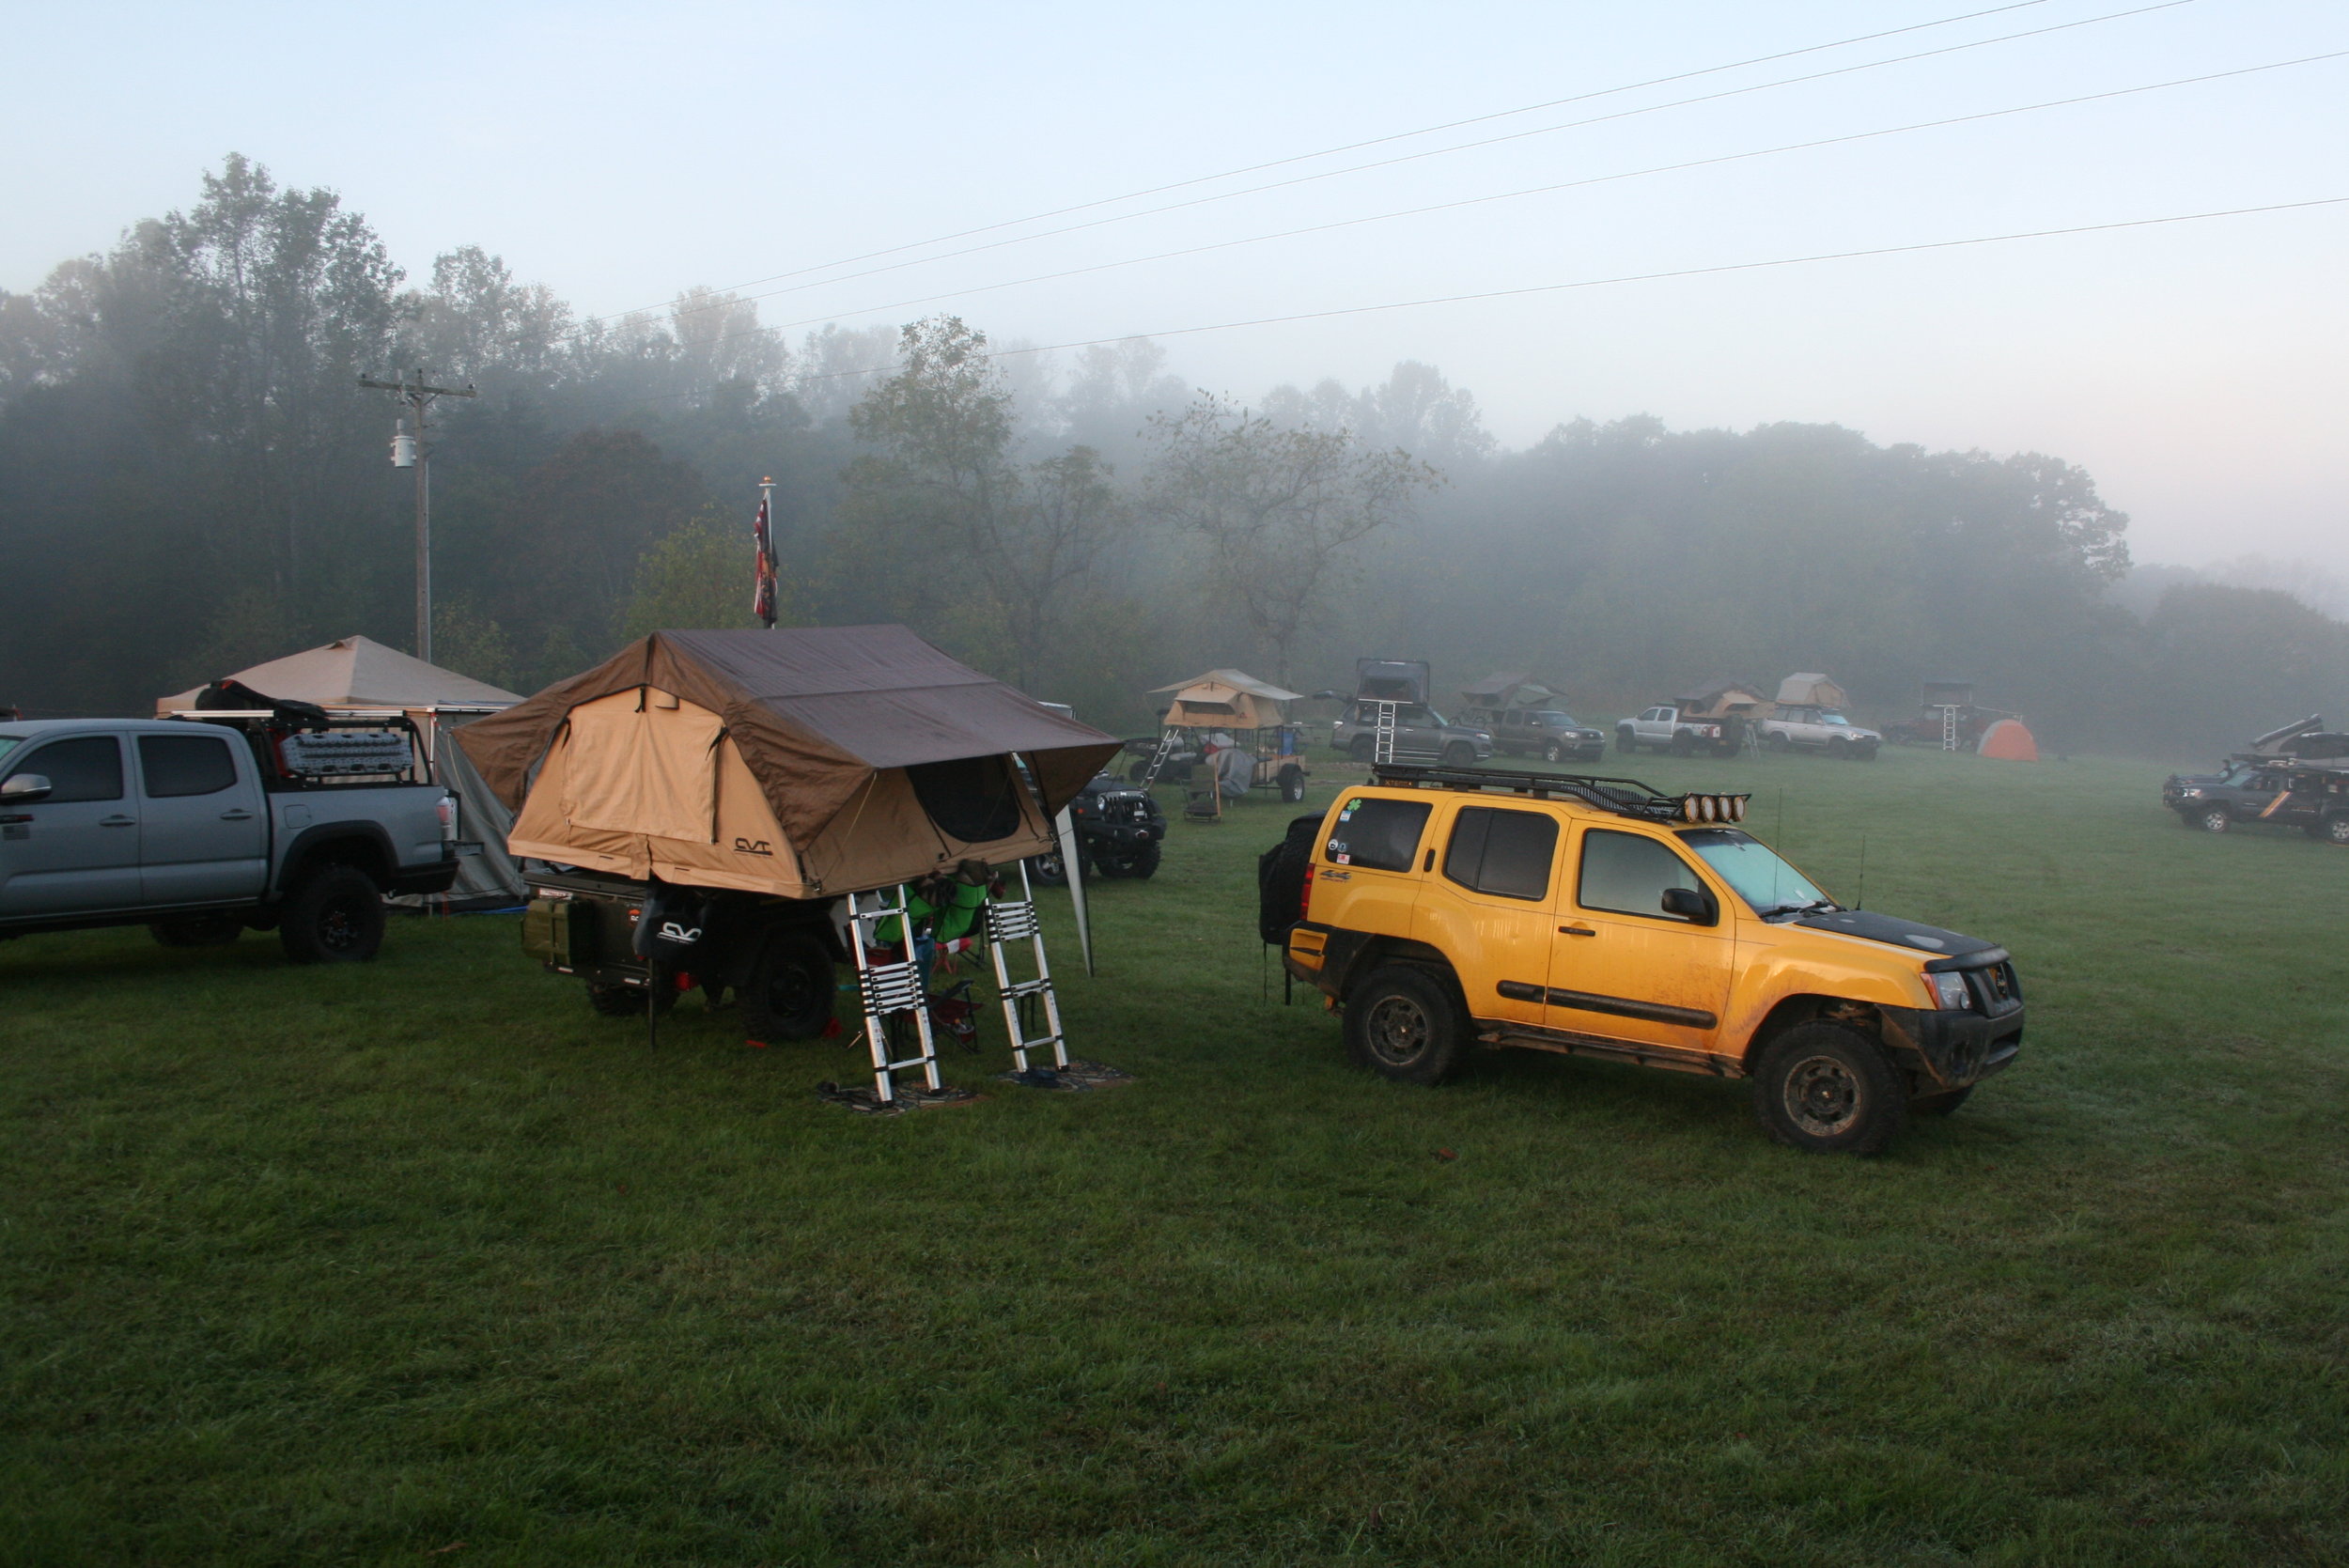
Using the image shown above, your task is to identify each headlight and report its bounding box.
[1928,971,1972,1010]
[2176,786,2201,798]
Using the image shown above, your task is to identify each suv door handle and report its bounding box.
[1558,924,1595,937]
[100,815,136,828]
[220,809,255,821]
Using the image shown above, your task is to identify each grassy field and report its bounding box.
[4,744,2345,1565]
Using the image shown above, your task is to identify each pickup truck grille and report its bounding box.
[1967,960,2022,1016]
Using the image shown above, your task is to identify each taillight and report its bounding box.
[1299,866,1313,922]
[435,794,457,834]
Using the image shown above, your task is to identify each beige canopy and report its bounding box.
[1676,679,1774,720]
[1776,673,1849,709]
[457,626,1121,900]
[1151,669,1302,732]
[157,634,526,906]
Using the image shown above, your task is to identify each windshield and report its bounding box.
[1678,828,1831,917]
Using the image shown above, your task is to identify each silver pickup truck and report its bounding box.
[0,713,464,962]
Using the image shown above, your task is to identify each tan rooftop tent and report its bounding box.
[1150,669,1303,732]
[158,635,527,908]
[458,626,1122,900]
[1775,673,1848,709]
[1458,672,1556,709]
[1675,679,1774,721]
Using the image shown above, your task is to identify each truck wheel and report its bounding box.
[588,982,647,1017]
[1615,727,1637,755]
[1097,839,1163,879]
[1750,1023,1907,1155]
[1345,966,1469,1085]
[1028,848,1073,887]
[2197,804,2231,833]
[278,865,384,965]
[1278,764,1306,802]
[1442,741,1476,767]
[150,913,243,948]
[2314,815,2349,845]
[1349,734,1376,763]
[743,929,835,1042]
[1910,1085,1973,1116]
[1541,740,1563,763]
[1766,731,1790,753]
[1670,733,1695,757]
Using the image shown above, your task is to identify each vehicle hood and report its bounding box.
[2166,770,2227,789]
[1793,908,2002,965]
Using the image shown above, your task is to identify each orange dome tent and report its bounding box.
[1977,718,2039,761]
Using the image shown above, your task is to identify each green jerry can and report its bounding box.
[521,896,594,970]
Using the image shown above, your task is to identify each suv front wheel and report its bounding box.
[1345,966,1469,1085]
[2196,804,2231,833]
[1750,1023,1907,1155]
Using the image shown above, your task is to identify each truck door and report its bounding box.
[135,730,268,905]
[0,734,142,915]
[1548,826,1735,1057]
[1412,802,1563,1027]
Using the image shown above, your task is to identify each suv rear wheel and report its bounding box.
[1751,1023,1906,1155]
[1345,966,1468,1085]
[279,864,384,965]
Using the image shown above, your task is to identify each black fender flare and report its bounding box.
[274,822,398,896]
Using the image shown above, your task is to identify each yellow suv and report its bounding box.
[1262,764,2024,1154]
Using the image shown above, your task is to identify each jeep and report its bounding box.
[1259,763,2024,1154]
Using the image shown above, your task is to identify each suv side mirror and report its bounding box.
[1660,885,1716,924]
[0,773,54,803]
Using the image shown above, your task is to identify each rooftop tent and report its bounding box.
[1776,673,1848,709]
[1977,719,2040,761]
[156,634,528,908]
[1150,669,1303,732]
[458,626,1123,900]
[1458,672,1556,709]
[1921,679,1975,708]
[1675,679,1773,720]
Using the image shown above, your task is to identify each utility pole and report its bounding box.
[360,369,476,664]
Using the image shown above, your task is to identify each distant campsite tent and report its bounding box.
[1150,670,1303,732]
[458,626,1121,900]
[1459,672,1557,710]
[1977,719,2040,761]
[158,635,527,908]
[1675,679,1773,721]
[1776,673,1849,709]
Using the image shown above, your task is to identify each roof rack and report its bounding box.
[1369,762,1750,824]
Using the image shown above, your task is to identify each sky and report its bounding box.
[4,0,2344,573]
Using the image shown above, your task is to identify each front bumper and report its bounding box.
[1880,1001,2025,1093]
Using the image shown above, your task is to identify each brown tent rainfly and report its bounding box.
[458,626,1121,900]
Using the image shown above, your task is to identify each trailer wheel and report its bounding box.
[743,929,835,1042]
[1278,764,1306,802]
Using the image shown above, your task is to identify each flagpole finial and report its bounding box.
[760,475,773,486]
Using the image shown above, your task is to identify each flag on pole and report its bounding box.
[751,482,778,629]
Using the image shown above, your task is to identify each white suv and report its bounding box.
[1758,705,1881,760]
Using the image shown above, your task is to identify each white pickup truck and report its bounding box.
[0,708,467,962]
[1614,704,1742,758]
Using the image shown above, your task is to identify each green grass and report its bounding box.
[3,745,2345,1565]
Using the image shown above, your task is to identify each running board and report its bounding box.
[1478,1023,1744,1079]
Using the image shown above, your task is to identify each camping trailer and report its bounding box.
[457,627,1121,1094]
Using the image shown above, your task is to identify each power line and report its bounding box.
[558,0,2076,337]
[553,195,2347,412]
[754,51,2348,339]
[590,0,2197,342]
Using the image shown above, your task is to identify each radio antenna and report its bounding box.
[1856,835,1868,910]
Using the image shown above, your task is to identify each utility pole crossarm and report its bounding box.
[357,375,477,399]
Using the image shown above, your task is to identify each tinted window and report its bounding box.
[17,736,124,802]
[1443,807,1559,900]
[1579,829,1703,919]
[139,734,240,798]
[1325,797,1431,872]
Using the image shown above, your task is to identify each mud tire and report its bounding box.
[278,864,383,965]
[1344,965,1469,1086]
[1751,1022,1907,1155]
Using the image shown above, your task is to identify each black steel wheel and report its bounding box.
[1344,966,1469,1085]
[278,864,384,965]
[1751,1023,1906,1155]
[742,928,836,1042]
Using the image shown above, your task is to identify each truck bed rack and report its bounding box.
[1369,762,1750,824]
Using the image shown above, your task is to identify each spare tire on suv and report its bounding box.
[1256,812,1325,944]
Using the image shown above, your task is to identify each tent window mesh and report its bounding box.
[905,755,1024,844]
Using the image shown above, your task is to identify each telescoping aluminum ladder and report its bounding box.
[1371,699,1400,765]
[1940,704,1961,752]
[1136,726,1183,788]
[845,885,941,1104]
[986,861,1070,1075]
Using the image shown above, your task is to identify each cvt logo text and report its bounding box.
[734,837,774,856]
[657,921,703,944]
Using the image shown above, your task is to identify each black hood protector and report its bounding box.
[1796,908,2002,965]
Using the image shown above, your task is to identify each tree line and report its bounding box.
[3,154,2343,761]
